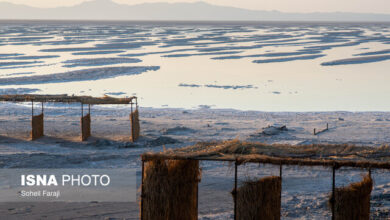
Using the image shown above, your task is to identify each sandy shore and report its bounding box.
[0,104,390,219]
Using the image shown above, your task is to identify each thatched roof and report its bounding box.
[0,94,136,105]
[142,140,390,169]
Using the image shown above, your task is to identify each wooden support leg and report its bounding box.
[234,160,238,220]
[280,163,283,216]
[332,165,336,220]
[130,102,140,142]
[141,160,144,220]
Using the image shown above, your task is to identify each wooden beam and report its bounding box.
[141,153,390,170]
[0,94,136,105]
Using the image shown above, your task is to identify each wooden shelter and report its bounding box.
[0,94,140,141]
[140,140,390,220]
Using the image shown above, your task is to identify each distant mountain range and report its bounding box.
[1,0,390,22]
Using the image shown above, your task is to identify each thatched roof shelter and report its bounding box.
[0,94,136,105]
[140,140,388,220]
[1,94,140,141]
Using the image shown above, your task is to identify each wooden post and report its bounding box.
[141,159,144,220]
[130,101,140,142]
[81,103,83,141]
[196,159,199,218]
[234,159,238,220]
[89,104,91,138]
[81,103,83,140]
[332,165,336,220]
[130,102,134,141]
[280,163,283,209]
[313,128,316,135]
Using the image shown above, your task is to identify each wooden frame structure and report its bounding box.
[141,150,390,220]
[0,94,140,142]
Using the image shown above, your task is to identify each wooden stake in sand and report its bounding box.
[314,123,329,135]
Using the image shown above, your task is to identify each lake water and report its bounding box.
[1,21,390,111]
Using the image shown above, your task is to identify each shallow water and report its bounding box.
[1,21,390,111]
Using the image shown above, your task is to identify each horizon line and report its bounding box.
[1,0,390,16]
[1,19,390,24]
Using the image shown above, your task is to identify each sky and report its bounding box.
[2,0,390,14]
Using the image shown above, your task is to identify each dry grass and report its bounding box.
[329,174,373,220]
[142,159,201,220]
[171,139,390,161]
[234,176,281,220]
[142,140,390,169]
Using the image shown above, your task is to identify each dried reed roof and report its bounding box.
[142,140,390,169]
[0,94,136,105]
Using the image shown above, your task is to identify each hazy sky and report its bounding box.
[3,0,390,14]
